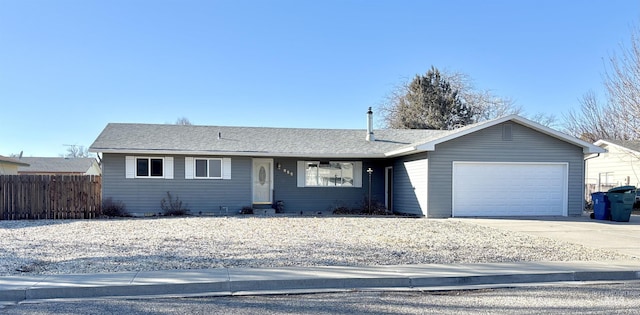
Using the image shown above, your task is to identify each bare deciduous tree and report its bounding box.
[563,91,619,142]
[175,117,192,125]
[62,145,90,158]
[603,26,640,140]
[564,25,640,141]
[445,71,522,121]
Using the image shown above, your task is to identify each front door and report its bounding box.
[252,159,273,204]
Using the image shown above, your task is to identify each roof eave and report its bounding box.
[384,145,429,157]
[409,115,606,155]
[90,148,387,159]
[594,139,640,155]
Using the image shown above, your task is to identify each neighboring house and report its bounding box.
[17,157,101,176]
[585,139,640,197]
[0,155,30,175]
[89,112,603,217]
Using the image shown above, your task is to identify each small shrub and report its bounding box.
[360,197,389,215]
[160,191,190,216]
[330,201,351,215]
[331,203,361,215]
[240,206,254,214]
[102,197,127,217]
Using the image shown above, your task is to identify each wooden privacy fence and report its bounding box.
[0,175,102,220]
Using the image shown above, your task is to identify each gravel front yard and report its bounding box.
[0,216,634,276]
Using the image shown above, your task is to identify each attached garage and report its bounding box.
[452,162,568,217]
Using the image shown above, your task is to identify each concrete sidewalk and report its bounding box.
[2,261,640,303]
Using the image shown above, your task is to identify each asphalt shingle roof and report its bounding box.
[0,155,29,166]
[17,157,97,174]
[90,123,449,157]
[89,115,605,157]
[600,139,640,153]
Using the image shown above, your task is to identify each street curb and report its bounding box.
[3,269,640,302]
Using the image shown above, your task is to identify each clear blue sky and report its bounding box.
[1,0,638,157]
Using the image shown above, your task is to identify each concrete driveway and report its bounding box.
[454,215,640,259]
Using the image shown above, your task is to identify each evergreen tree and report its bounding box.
[386,67,474,129]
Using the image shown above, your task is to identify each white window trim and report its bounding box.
[296,160,362,188]
[185,157,231,180]
[194,158,223,179]
[125,156,173,179]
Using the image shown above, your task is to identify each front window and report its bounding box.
[136,158,163,177]
[195,158,223,179]
[305,161,354,187]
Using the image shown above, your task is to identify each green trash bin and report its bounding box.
[607,186,636,222]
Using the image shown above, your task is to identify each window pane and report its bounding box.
[150,159,163,177]
[209,159,222,178]
[136,159,148,177]
[305,162,318,186]
[340,163,354,186]
[195,159,207,177]
[319,163,333,186]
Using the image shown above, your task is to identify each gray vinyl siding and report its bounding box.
[393,153,428,216]
[102,154,387,215]
[426,122,584,218]
[102,154,252,215]
[273,158,387,213]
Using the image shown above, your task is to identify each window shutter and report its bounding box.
[164,157,174,179]
[222,158,232,179]
[125,156,135,179]
[353,161,363,188]
[185,157,194,179]
[297,161,305,187]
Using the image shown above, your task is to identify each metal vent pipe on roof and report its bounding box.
[366,107,375,142]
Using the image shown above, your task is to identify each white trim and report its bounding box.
[384,146,418,157]
[185,157,194,179]
[594,140,637,155]
[164,157,174,179]
[222,158,232,179]
[389,115,606,157]
[125,156,135,179]
[353,161,363,188]
[296,161,305,188]
[194,158,223,179]
[297,160,362,188]
[132,156,166,179]
[92,148,387,159]
[451,161,569,217]
[185,157,231,180]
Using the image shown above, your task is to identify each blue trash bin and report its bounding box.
[591,192,610,220]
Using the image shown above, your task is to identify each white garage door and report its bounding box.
[452,162,568,217]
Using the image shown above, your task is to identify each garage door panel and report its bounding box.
[453,162,567,217]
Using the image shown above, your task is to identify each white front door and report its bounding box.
[252,159,273,204]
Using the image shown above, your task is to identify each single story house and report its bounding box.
[17,157,101,176]
[0,155,30,175]
[89,112,603,217]
[585,139,640,197]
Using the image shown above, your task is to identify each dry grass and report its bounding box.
[0,216,634,276]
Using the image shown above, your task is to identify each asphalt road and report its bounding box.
[3,281,640,314]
